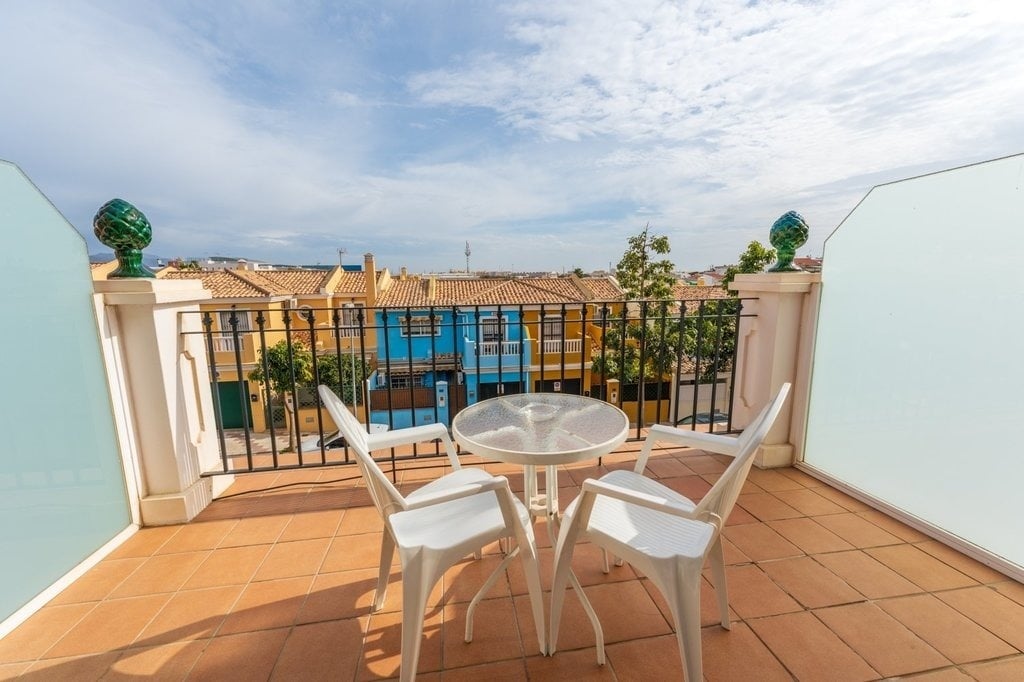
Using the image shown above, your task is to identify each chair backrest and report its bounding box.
[693,383,791,528]
[318,385,406,518]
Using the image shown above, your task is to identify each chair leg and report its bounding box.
[373,531,396,612]
[549,543,572,656]
[707,537,730,629]
[466,546,520,643]
[518,536,548,655]
[549,506,592,659]
[399,555,438,682]
[675,579,703,682]
[600,548,625,572]
[660,571,703,682]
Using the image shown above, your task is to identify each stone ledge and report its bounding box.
[94,278,211,305]
[729,272,820,295]
[139,478,213,526]
[754,442,794,469]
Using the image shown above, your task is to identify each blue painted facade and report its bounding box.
[368,307,532,428]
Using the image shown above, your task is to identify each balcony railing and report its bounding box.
[479,340,520,356]
[331,326,359,338]
[541,338,581,354]
[213,335,243,352]
[186,298,753,475]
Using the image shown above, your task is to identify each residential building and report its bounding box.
[368,273,623,428]
[671,281,731,302]
[793,255,823,272]
[143,255,387,434]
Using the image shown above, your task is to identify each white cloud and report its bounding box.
[408,0,1024,260]
[0,2,374,252]
[2,0,1023,271]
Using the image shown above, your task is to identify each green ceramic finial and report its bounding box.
[93,198,156,278]
[768,210,809,272]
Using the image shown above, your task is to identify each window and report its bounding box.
[400,315,439,337]
[333,305,363,338]
[389,374,425,389]
[341,305,362,327]
[218,310,251,333]
[542,315,563,340]
[480,316,508,342]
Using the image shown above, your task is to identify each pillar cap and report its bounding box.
[729,272,820,294]
[94,278,212,305]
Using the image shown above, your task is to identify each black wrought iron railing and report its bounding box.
[182,297,755,475]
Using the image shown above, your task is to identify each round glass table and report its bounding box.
[451,392,629,515]
[452,392,629,662]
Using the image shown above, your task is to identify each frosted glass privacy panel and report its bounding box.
[0,161,130,622]
[803,154,1024,572]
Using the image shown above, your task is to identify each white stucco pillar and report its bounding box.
[729,272,821,468]
[95,278,231,524]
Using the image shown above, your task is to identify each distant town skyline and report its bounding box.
[4,1,1023,273]
[91,247,815,277]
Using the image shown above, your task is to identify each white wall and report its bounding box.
[0,161,132,630]
[804,153,1024,576]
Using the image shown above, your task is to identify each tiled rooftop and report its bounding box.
[2,439,1021,680]
[376,276,622,307]
[334,271,370,296]
[671,282,731,301]
[252,270,333,296]
[160,269,293,299]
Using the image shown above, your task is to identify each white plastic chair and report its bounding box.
[549,383,791,682]
[318,385,546,681]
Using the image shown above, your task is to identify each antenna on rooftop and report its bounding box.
[465,241,471,274]
[338,247,347,269]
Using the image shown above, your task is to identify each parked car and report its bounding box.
[676,411,729,425]
[309,422,389,450]
[318,431,347,449]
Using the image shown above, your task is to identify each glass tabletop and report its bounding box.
[451,393,629,465]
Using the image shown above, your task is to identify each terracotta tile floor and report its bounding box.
[2,439,1023,680]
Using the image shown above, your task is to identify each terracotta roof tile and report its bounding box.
[161,269,288,299]
[671,282,731,301]
[253,269,331,294]
[376,275,622,307]
[232,270,295,295]
[581,276,625,300]
[333,271,370,295]
[376,279,432,306]
[458,280,558,305]
[511,278,586,302]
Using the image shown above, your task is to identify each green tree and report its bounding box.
[680,298,740,382]
[595,228,751,396]
[168,258,201,270]
[615,224,676,299]
[721,240,776,291]
[315,353,369,407]
[593,225,678,384]
[249,340,313,450]
[679,240,776,384]
[570,266,585,278]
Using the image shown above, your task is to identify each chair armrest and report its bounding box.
[368,423,461,469]
[581,477,701,521]
[645,423,740,457]
[632,423,740,473]
[402,475,506,511]
[366,422,451,451]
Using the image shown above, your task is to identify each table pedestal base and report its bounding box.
[524,463,606,664]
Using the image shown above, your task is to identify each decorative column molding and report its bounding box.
[95,278,231,524]
[729,272,821,468]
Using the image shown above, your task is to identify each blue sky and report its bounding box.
[2,1,1023,273]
